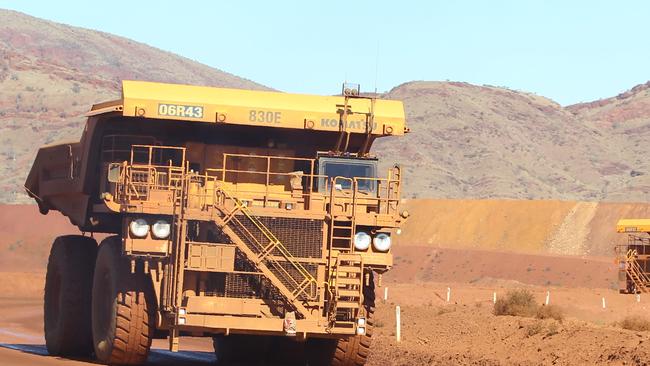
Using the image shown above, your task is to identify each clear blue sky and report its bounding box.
[1,1,649,105]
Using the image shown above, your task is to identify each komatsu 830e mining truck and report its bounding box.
[25,81,409,365]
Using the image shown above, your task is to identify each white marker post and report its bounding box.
[446,287,451,303]
[395,306,401,342]
[545,291,550,306]
[384,287,389,303]
[602,297,606,309]
[493,292,497,304]
[637,294,641,303]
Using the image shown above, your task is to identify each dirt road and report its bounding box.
[3,280,650,366]
[0,298,218,365]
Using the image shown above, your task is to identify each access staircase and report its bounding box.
[624,249,650,293]
[198,179,318,317]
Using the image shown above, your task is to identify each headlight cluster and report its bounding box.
[354,231,391,252]
[129,218,171,239]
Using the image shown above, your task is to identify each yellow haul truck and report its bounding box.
[616,219,650,294]
[25,81,408,365]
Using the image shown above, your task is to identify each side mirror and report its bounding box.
[107,164,121,183]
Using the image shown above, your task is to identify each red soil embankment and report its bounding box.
[396,199,650,256]
[387,245,616,289]
[0,204,77,272]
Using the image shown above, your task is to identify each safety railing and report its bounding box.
[109,146,402,216]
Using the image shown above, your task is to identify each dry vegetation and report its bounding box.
[536,304,565,323]
[494,289,564,322]
[618,315,650,331]
[493,289,538,317]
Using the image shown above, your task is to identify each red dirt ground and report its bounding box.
[1,202,649,365]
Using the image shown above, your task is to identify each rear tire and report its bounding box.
[44,235,98,357]
[92,236,155,365]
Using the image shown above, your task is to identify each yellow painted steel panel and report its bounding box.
[617,219,650,233]
[114,80,405,136]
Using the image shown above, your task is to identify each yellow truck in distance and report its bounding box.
[26,81,409,365]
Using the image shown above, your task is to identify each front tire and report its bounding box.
[44,235,98,357]
[307,306,375,366]
[92,236,155,365]
[308,271,376,366]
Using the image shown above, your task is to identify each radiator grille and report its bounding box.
[235,216,324,259]
[211,216,323,301]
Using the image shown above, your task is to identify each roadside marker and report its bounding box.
[493,292,497,304]
[602,297,606,309]
[545,291,550,306]
[446,287,451,303]
[396,306,401,342]
[637,294,641,303]
[384,287,388,302]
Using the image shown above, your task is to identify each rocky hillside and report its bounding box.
[3,9,650,203]
[0,9,268,203]
[373,81,648,201]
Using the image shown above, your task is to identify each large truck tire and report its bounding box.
[307,306,374,366]
[309,273,376,366]
[91,236,155,365]
[44,235,98,357]
[330,307,374,366]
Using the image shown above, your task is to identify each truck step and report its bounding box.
[337,266,361,273]
[336,277,361,285]
[336,301,360,309]
[337,289,361,297]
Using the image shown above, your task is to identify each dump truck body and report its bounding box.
[28,81,407,364]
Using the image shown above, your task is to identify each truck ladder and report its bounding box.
[625,249,650,293]
[333,253,364,310]
[209,183,318,318]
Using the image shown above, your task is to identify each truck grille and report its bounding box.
[237,216,324,259]
[217,217,323,300]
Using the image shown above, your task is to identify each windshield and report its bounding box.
[318,157,377,192]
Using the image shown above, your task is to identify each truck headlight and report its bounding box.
[129,218,149,238]
[354,231,371,251]
[152,220,171,239]
[373,233,391,252]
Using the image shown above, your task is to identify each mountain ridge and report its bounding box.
[2,9,650,203]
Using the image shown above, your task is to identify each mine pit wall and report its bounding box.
[394,199,650,257]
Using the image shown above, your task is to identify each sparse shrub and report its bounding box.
[493,289,537,317]
[536,304,564,323]
[374,319,384,328]
[71,83,81,93]
[545,321,559,336]
[619,315,650,331]
[526,321,543,337]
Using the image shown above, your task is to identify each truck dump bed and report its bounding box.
[91,80,407,135]
[25,80,406,228]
